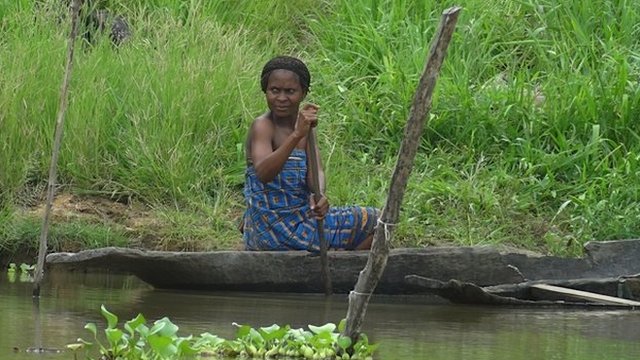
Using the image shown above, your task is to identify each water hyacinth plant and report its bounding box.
[68,305,377,359]
[6,262,35,283]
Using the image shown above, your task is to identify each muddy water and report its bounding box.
[2,270,640,360]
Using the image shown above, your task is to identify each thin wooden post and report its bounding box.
[342,6,462,342]
[308,128,332,295]
[33,0,83,297]
[530,284,640,306]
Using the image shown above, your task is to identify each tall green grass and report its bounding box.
[306,0,640,255]
[1,0,639,256]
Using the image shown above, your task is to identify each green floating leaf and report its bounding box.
[76,338,93,346]
[153,317,179,337]
[124,313,147,336]
[259,324,288,342]
[147,334,178,358]
[136,323,150,337]
[176,336,198,356]
[288,328,312,342]
[259,324,280,334]
[84,323,98,338]
[19,263,35,272]
[248,327,265,346]
[105,328,124,346]
[195,332,225,348]
[66,343,84,351]
[308,323,336,335]
[234,324,252,338]
[149,321,166,336]
[337,335,352,350]
[338,318,347,333]
[354,334,379,357]
[100,305,118,329]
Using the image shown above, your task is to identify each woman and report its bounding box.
[242,56,379,251]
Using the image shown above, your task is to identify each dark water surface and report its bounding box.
[1,271,640,359]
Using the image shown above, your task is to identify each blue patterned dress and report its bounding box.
[243,149,379,251]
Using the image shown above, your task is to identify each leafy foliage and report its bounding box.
[69,305,377,359]
[6,262,34,283]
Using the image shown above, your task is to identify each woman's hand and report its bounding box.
[310,194,329,220]
[294,103,319,137]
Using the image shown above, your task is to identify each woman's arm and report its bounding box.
[250,105,318,183]
[249,117,305,184]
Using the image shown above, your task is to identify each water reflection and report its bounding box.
[1,271,640,360]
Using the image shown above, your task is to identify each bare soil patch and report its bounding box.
[26,193,159,231]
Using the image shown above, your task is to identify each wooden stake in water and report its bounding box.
[307,128,332,295]
[342,6,462,342]
[33,0,83,297]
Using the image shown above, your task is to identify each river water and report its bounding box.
[1,270,640,359]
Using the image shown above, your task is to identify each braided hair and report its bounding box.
[260,56,311,93]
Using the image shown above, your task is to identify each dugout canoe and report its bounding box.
[46,239,640,295]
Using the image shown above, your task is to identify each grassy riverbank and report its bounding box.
[1,0,639,258]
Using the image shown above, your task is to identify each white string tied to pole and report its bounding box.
[349,290,373,297]
[376,217,397,243]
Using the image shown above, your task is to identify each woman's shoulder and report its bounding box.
[252,112,272,125]
[249,113,274,134]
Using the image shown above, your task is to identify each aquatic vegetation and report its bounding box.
[6,262,35,283]
[68,305,377,359]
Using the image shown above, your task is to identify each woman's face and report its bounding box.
[265,69,306,119]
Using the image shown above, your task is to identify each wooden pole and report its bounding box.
[33,0,83,297]
[530,284,640,306]
[342,6,462,342]
[307,128,333,295]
